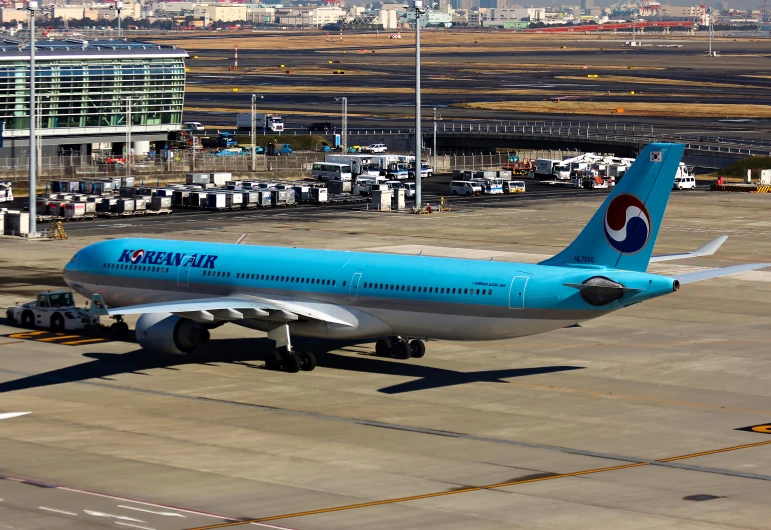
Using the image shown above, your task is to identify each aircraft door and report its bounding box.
[177,255,194,287]
[349,272,363,301]
[508,276,528,309]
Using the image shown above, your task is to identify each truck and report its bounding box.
[503,155,534,175]
[6,291,100,332]
[237,113,284,133]
[534,158,571,180]
[325,154,374,176]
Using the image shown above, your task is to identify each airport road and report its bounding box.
[1,190,771,529]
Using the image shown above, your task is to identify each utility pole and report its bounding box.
[125,96,132,181]
[335,96,348,151]
[20,1,39,236]
[433,107,440,174]
[409,0,427,210]
[251,94,263,171]
[115,0,123,38]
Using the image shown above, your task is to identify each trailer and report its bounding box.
[271,189,296,207]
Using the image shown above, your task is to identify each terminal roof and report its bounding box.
[0,39,188,60]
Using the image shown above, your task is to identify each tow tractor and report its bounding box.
[6,290,105,333]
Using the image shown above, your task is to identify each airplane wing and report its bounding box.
[89,294,354,326]
[676,263,771,284]
[649,236,728,263]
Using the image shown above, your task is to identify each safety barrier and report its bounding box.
[711,184,771,193]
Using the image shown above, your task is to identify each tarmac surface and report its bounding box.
[1,188,771,529]
[162,32,771,143]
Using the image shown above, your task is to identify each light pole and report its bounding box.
[113,0,123,38]
[406,0,428,210]
[17,0,48,237]
[433,107,440,174]
[335,97,347,152]
[251,93,263,171]
[124,96,131,181]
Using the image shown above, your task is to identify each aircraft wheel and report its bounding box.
[409,339,426,358]
[282,352,301,373]
[393,339,411,360]
[375,338,392,356]
[265,350,282,371]
[299,351,317,371]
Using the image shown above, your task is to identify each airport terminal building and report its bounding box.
[0,39,187,158]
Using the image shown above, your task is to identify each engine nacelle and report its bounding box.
[135,313,210,355]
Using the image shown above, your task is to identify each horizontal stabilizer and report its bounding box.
[650,235,728,263]
[676,263,771,284]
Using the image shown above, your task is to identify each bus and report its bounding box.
[312,162,353,181]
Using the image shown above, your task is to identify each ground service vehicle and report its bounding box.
[325,154,374,175]
[450,180,482,196]
[384,162,409,179]
[475,178,504,194]
[308,122,333,132]
[365,144,388,153]
[312,162,353,181]
[6,291,100,332]
[534,159,570,180]
[183,122,205,133]
[408,162,433,179]
[267,143,293,156]
[63,144,768,374]
[503,155,534,175]
[237,113,284,132]
[504,180,526,193]
[673,175,696,190]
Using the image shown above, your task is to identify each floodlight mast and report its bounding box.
[407,0,427,210]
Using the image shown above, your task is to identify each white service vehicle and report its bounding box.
[673,175,696,190]
[6,291,100,332]
[312,162,352,181]
[408,162,433,179]
[534,159,571,180]
[325,154,374,176]
[450,180,482,196]
[237,113,284,132]
[365,143,388,153]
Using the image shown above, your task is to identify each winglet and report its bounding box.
[650,235,728,263]
[89,294,110,316]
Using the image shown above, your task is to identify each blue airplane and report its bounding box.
[62,143,768,373]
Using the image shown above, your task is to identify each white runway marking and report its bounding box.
[118,505,185,517]
[84,509,145,522]
[0,412,30,420]
[39,506,77,516]
[115,523,156,530]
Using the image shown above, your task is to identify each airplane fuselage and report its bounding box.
[63,238,677,342]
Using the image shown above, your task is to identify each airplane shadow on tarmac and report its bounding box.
[0,337,584,395]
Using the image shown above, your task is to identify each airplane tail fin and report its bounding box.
[540,143,685,273]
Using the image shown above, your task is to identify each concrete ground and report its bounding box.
[1,189,770,530]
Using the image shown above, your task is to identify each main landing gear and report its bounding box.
[263,322,316,373]
[375,337,426,360]
[110,316,130,339]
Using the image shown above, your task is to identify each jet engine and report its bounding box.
[135,313,210,355]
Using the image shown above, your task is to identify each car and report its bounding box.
[450,180,482,196]
[6,291,100,332]
[308,122,333,132]
[366,143,388,153]
[673,176,696,190]
[183,122,205,133]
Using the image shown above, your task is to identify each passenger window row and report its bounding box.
[231,272,337,286]
[362,282,492,295]
[103,263,169,273]
[203,270,231,278]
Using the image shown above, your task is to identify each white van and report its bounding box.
[312,162,352,181]
[183,122,205,133]
[450,180,482,196]
[673,176,696,190]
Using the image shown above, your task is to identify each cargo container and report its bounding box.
[98,198,118,213]
[121,176,135,188]
[172,190,190,206]
[327,180,352,194]
[134,197,147,211]
[186,173,211,185]
[116,199,135,213]
[207,192,227,210]
[120,187,137,198]
[150,196,172,210]
[211,172,232,187]
[310,187,328,203]
[271,189,295,207]
[155,189,174,197]
[242,191,260,208]
[292,185,311,203]
[228,192,243,208]
[64,202,86,219]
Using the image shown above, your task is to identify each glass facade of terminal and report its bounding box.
[0,55,185,134]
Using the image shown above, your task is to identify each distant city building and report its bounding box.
[580,0,593,14]
[0,40,186,158]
